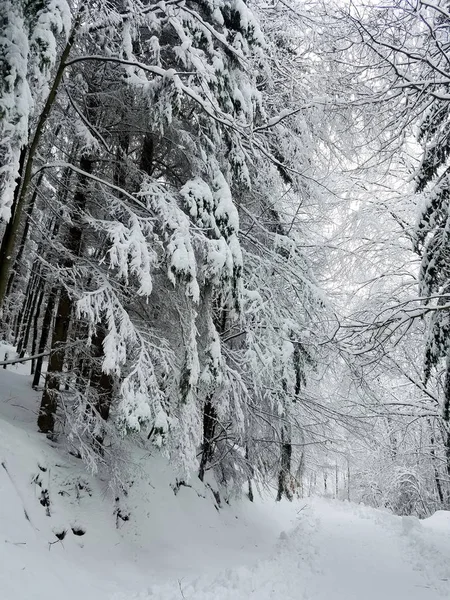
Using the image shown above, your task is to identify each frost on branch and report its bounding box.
[140,180,200,301]
[88,211,156,297]
[0,0,71,220]
[28,0,71,97]
[0,1,31,220]
[180,168,244,315]
[76,287,169,438]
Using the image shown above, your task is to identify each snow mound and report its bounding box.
[423,510,450,532]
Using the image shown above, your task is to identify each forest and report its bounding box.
[2,0,450,525]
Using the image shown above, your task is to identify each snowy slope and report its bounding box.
[0,368,299,599]
[1,368,450,600]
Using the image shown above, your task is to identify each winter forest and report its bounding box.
[2,1,450,596]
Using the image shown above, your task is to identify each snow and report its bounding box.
[141,181,200,301]
[138,499,450,599]
[29,0,72,96]
[423,510,450,532]
[0,1,32,220]
[0,0,72,220]
[0,367,449,600]
[0,342,33,376]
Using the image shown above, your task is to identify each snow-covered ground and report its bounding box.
[1,366,449,600]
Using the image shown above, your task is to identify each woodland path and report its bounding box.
[135,499,449,600]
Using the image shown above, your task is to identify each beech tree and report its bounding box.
[322,0,450,509]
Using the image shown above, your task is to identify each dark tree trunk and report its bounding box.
[89,324,114,448]
[37,288,72,434]
[15,263,42,358]
[276,423,293,502]
[428,419,445,505]
[140,133,154,176]
[30,285,45,374]
[198,399,217,482]
[32,288,57,388]
[443,361,450,503]
[245,444,254,502]
[18,276,42,359]
[295,449,305,498]
[430,436,444,504]
[14,265,38,344]
[197,293,228,483]
[38,154,92,434]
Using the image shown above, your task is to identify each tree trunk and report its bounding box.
[38,154,92,433]
[0,146,27,326]
[18,275,42,358]
[37,288,72,434]
[276,423,293,501]
[0,20,80,313]
[295,451,305,498]
[347,459,351,502]
[32,288,56,388]
[14,264,38,344]
[30,285,45,374]
[198,399,217,482]
[89,324,114,449]
[5,171,45,299]
[427,417,444,505]
[441,360,450,503]
[245,444,254,502]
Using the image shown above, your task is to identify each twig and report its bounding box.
[1,462,37,530]
[5,540,27,546]
[0,350,51,367]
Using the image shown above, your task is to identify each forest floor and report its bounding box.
[0,354,449,600]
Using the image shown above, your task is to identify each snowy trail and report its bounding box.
[304,501,444,600]
[130,499,449,600]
